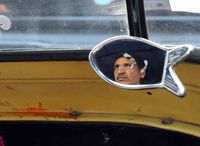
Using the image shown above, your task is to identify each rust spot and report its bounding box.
[5,85,14,91]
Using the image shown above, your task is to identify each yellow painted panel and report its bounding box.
[0,61,199,133]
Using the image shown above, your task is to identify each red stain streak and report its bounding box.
[25,102,48,112]
[7,111,82,120]
[25,107,48,112]
[11,106,81,119]
[11,107,81,119]
[5,85,14,90]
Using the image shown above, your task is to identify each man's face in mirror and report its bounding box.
[114,57,145,85]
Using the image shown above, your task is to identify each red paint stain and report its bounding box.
[8,111,82,120]
[11,107,82,120]
[5,85,14,90]
[25,102,48,112]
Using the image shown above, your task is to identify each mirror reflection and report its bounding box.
[89,36,193,96]
[113,52,148,85]
[94,38,166,85]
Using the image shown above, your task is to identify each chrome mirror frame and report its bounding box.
[89,35,193,97]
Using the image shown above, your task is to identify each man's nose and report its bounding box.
[118,67,125,73]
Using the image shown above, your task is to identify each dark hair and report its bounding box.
[114,52,145,69]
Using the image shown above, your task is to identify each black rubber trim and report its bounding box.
[0,50,90,62]
[126,0,148,38]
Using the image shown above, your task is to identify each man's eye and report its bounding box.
[114,64,120,69]
[124,64,132,67]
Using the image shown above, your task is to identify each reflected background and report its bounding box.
[0,0,128,50]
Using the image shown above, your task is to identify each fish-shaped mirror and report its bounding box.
[89,36,193,97]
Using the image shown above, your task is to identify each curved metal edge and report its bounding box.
[89,35,166,90]
[163,44,194,97]
[89,35,194,97]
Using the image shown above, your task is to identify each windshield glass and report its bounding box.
[0,0,128,51]
[144,0,200,61]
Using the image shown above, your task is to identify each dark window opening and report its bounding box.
[0,122,199,146]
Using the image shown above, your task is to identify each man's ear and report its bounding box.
[140,69,146,78]
[140,60,148,79]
